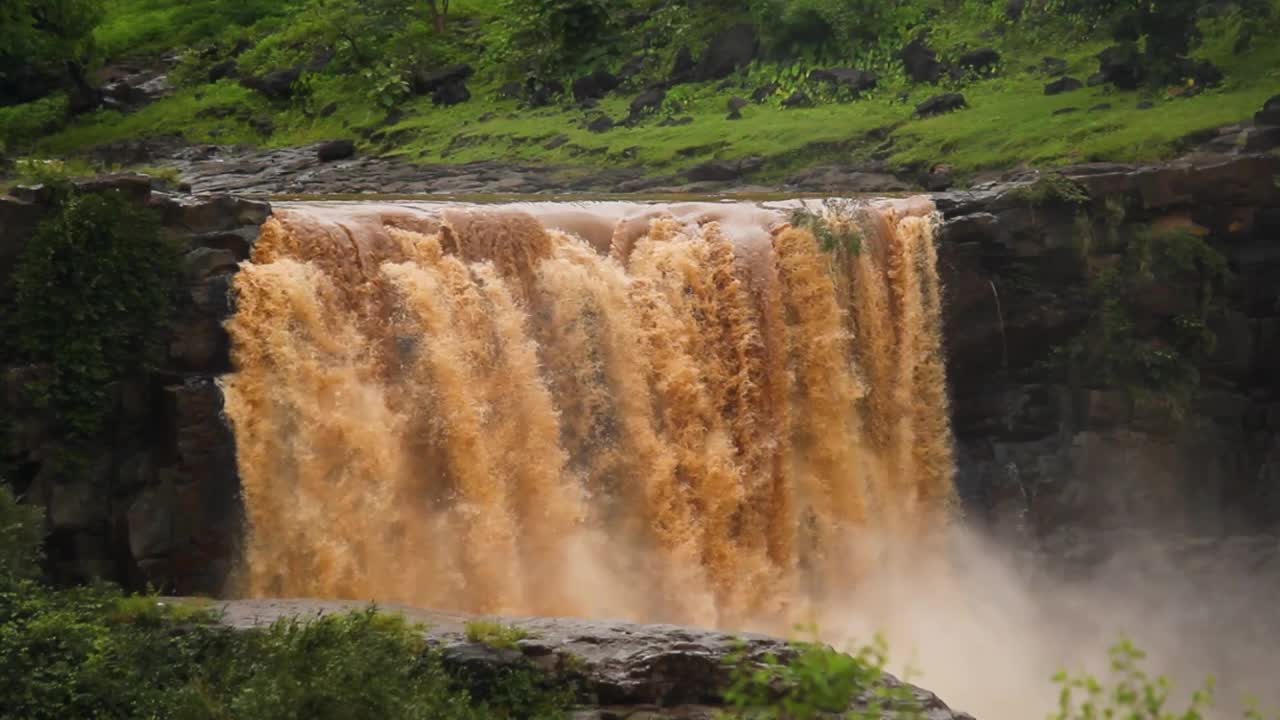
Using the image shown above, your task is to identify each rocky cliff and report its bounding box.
[2,154,1278,592]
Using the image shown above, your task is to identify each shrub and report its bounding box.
[721,632,923,719]
[3,186,181,455]
[491,0,614,77]
[0,484,44,583]
[1052,639,1215,720]
[465,619,533,649]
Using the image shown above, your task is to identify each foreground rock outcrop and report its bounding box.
[212,599,974,720]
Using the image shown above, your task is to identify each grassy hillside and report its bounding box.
[4,0,1279,184]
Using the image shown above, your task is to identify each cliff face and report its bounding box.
[937,155,1280,556]
[0,177,270,594]
[2,155,1278,593]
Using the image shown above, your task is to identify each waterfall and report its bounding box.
[219,197,956,631]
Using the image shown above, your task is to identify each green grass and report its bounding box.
[464,619,533,649]
[12,0,1280,185]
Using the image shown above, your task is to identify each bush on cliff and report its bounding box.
[0,484,44,583]
[3,184,181,456]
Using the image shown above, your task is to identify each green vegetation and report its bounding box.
[1,183,182,463]
[0,485,45,582]
[465,618,533,649]
[722,632,924,719]
[1048,187,1230,424]
[3,0,1279,181]
[1051,639,1216,720]
[788,200,864,256]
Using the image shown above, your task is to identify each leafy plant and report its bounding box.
[1052,638,1215,720]
[721,631,923,720]
[0,484,45,584]
[789,199,864,257]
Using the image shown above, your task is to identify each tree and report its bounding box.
[0,0,103,106]
[428,0,450,32]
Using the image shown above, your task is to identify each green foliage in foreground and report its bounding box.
[0,485,45,583]
[2,184,182,461]
[0,587,572,720]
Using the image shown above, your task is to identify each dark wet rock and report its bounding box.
[1242,125,1280,152]
[782,90,813,108]
[808,67,879,94]
[695,23,757,81]
[1096,43,1144,89]
[1137,100,1155,110]
[1052,107,1079,115]
[916,93,966,117]
[957,48,1001,73]
[572,69,621,101]
[686,157,764,182]
[316,139,355,162]
[656,115,694,127]
[925,164,954,191]
[618,55,647,83]
[586,115,614,133]
[102,70,173,111]
[1254,95,1280,126]
[1089,103,1112,112]
[900,34,944,84]
[669,47,696,84]
[208,59,237,83]
[1042,56,1068,76]
[432,82,470,106]
[497,82,522,99]
[727,96,748,113]
[1005,0,1026,19]
[1044,77,1083,95]
[543,134,569,150]
[249,116,274,135]
[629,87,667,117]
[240,66,302,100]
[751,82,780,103]
[1174,58,1223,88]
[411,64,473,95]
[1087,72,1108,87]
[524,79,564,108]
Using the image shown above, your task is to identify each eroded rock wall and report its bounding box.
[0,176,269,594]
[937,155,1280,560]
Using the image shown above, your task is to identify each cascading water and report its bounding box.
[219,196,955,632]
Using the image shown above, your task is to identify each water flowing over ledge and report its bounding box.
[219,196,956,632]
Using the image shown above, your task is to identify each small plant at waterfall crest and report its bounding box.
[720,631,923,719]
[466,619,534,649]
[1052,638,1216,720]
[789,199,864,257]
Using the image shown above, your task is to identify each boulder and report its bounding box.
[628,87,666,117]
[432,82,470,106]
[808,67,879,95]
[1242,126,1280,153]
[686,157,764,182]
[316,139,355,162]
[572,69,621,101]
[669,47,696,84]
[1042,56,1069,76]
[1044,77,1083,95]
[900,34,944,84]
[1254,94,1280,126]
[411,64,473,95]
[240,66,302,100]
[751,82,780,103]
[1096,44,1144,89]
[957,47,1001,74]
[782,90,813,108]
[208,59,237,83]
[916,93,966,117]
[727,96,748,113]
[524,79,564,108]
[695,24,758,81]
[586,115,614,133]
